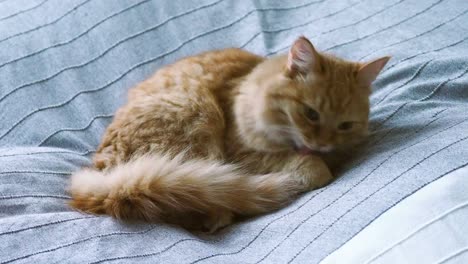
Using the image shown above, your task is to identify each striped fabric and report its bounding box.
[0,0,467,263]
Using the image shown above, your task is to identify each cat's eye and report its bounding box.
[338,122,353,131]
[305,107,320,121]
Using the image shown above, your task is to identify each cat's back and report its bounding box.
[131,48,264,99]
[94,48,263,167]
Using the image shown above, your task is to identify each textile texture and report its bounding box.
[0,0,467,263]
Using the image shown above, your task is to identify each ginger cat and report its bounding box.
[69,36,389,232]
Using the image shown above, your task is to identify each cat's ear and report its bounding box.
[357,56,390,86]
[287,36,321,77]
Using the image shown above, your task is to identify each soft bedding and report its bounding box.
[322,165,468,263]
[0,0,467,263]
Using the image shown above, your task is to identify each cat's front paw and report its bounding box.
[294,155,333,190]
[309,166,333,189]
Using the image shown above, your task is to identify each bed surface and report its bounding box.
[0,0,467,263]
[323,165,468,263]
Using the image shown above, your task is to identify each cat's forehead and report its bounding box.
[297,73,368,115]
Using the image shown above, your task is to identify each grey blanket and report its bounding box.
[0,0,467,263]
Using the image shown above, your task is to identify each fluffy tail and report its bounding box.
[69,154,301,228]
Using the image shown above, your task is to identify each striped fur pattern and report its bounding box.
[2,0,467,262]
[69,37,389,232]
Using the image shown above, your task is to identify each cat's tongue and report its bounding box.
[297,146,316,155]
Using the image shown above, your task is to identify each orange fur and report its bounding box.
[69,36,389,232]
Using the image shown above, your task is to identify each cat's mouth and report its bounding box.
[294,145,319,155]
[289,135,334,155]
[292,144,323,155]
[292,143,334,155]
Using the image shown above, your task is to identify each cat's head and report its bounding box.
[238,36,389,154]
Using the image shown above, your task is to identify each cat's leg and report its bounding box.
[93,87,226,168]
[92,105,133,171]
[93,126,123,170]
[241,152,334,193]
[93,120,130,171]
[282,154,334,191]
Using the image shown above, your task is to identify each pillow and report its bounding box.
[322,165,468,263]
